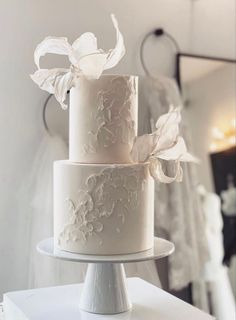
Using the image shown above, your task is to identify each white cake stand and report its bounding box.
[37,237,174,315]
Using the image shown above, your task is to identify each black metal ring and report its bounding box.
[42,91,70,134]
[140,29,180,76]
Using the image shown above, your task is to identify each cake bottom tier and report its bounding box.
[54,161,154,255]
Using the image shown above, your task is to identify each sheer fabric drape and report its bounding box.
[139,76,209,294]
[18,135,88,288]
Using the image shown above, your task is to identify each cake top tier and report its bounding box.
[69,74,138,163]
[31,15,197,182]
[30,15,137,164]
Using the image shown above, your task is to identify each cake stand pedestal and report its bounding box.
[37,237,174,315]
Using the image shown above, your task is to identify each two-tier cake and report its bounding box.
[54,75,154,254]
[31,14,195,257]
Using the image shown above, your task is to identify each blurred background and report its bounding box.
[0,1,235,319]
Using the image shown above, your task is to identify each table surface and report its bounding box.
[3,278,215,320]
[37,237,175,263]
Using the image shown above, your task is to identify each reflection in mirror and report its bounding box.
[179,55,236,304]
[180,57,235,190]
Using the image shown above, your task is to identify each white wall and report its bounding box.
[0,0,235,297]
[185,64,236,191]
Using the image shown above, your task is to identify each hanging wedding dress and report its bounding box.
[139,76,209,303]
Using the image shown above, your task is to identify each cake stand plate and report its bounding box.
[37,237,174,315]
[37,237,174,263]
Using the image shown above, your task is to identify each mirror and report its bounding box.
[179,54,236,295]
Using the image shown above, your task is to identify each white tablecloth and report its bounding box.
[3,278,215,320]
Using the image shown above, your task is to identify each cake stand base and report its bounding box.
[80,263,131,314]
[37,237,174,315]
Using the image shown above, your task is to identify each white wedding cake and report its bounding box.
[54,75,154,254]
[31,14,195,255]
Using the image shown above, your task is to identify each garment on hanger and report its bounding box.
[198,187,235,320]
[139,75,209,292]
[221,184,236,217]
[221,179,236,265]
[210,148,236,265]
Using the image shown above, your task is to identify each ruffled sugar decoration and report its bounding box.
[30,14,125,109]
[131,107,199,183]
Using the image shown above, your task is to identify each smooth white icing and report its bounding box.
[54,161,154,255]
[69,75,138,163]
